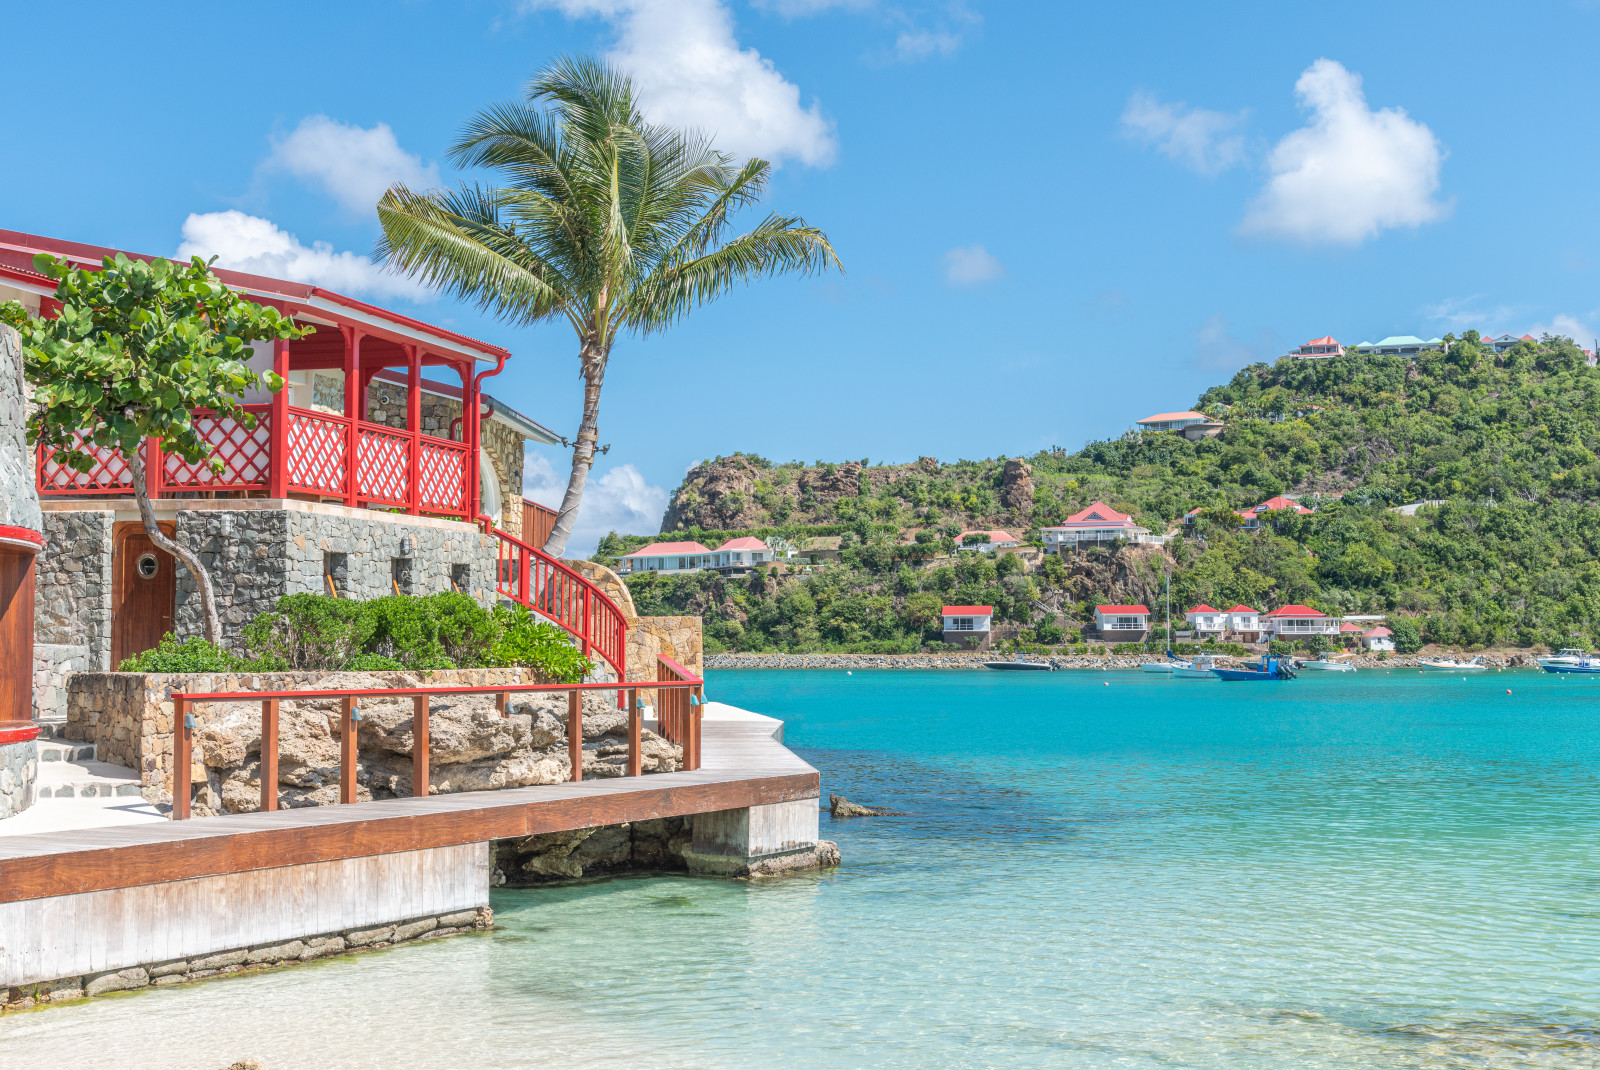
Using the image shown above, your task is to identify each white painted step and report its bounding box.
[37,740,98,763]
[34,757,143,799]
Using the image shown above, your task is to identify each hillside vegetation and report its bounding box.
[604,333,1600,653]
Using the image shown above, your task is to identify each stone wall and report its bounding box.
[171,507,500,647]
[0,737,38,820]
[32,643,90,720]
[0,325,41,534]
[65,668,683,809]
[493,816,839,883]
[34,510,113,669]
[627,616,705,681]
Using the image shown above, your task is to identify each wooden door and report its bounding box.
[0,548,35,721]
[112,522,175,666]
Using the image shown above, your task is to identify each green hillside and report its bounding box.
[604,332,1600,654]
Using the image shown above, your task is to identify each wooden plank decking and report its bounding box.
[0,717,817,906]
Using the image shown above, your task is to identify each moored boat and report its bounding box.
[1537,648,1589,669]
[1298,654,1355,673]
[1540,653,1600,674]
[1415,656,1487,672]
[1141,658,1188,674]
[983,655,1053,671]
[1213,654,1297,681]
[1173,654,1219,679]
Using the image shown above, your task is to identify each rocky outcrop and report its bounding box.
[829,793,900,817]
[494,817,692,882]
[661,454,768,530]
[999,459,1033,516]
[798,460,863,501]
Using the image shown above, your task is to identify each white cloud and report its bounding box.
[943,244,1003,285]
[752,0,871,14]
[1195,314,1266,370]
[1422,295,1516,334]
[176,210,429,301]
[1241,59,1447,245]
[1528,314,1598,346]
[266,115,439,216]
[529,0,837,166]
[524,451,668,556]
[1121,91,1247,176]
[895,29,962,60]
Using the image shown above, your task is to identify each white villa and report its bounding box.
[1185,604,1225,634]
[1285,335,1343,359]
[1042,502,1159,553]
[707,536,778,574]
[1136,410,1225,441]
[958,529,1019,553]
[617,540,715,575]
[1360,626,1396,652]
[1224,605,1263,641]
[1354,335,1445,357]
[1262,604,1341,638]
[1095,604,1150,637]
[942,605,993,647]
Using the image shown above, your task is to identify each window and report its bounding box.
[950,617,974,631]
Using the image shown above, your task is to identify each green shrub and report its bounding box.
[118,635,244,673]
[1389,618,1423,654]
[243,593,373,671]
[1035,620,1065,644]
[345,652,406,671]
[490,605,594,682]
[1268,640,1294,655]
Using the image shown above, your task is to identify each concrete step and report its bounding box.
[33,720,68,740]
[38,740,97,763]
[34,757,143,800]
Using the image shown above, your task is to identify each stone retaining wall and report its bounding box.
[34,511,113,670]
[0,737,37,820]
[32,643,90,720]
[1,905,492,1014]
[705,652,1544,670]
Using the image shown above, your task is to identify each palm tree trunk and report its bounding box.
[130,449,223,645]
[543,340,608,559]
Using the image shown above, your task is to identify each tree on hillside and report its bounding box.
[376,56,841,557]
[4,254,304,643]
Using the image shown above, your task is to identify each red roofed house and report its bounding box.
[1095,604,1150,639]
[1286,336,1343,359]
[1136,410,1225,441]
[942,605,994,649]
[1185,604,1225,635]
[1263,604,1341,639]
[958,529,1019,553]
[708,536,776,574]
[618,541,714,575]
[1237,495,1313,532]
[1042,502,1154,553]
[1361,626,1395,652]
[1224,604,1264,642]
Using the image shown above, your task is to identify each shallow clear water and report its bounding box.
[7,668,1600,1069]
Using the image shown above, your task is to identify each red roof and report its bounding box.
[960,530,1017,542]
[1137,411,1209,424]
[621,541,713,557]
[1304,336,1339,346]
[1224,604,1259,614]
[1520,334,1534,340]
[1363,626,1393,637]
[942,605,993,616]
[714,537,768,551]
[1265,604,1325,618]
[1253,495,1313,514]
[1059,501,1133,525]
[1186,605,1220,614]
[1098,604,1150,614]
[1339,622,1365,632]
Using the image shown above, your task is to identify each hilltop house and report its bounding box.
[1263,604,1340,638]
[942,604,993,649]
[1042,502,1158,553]
[1185,605,1225,635]
[958,529,1019,553]
[618,541,714,575]
[1136,410,1225,441]
[1354,336,1445,357]
[707,536,776,574]
[1286,336,1343,359]
[1360,626,1396,652]
[1094,604,1150,640]
[1186,495,1313,532]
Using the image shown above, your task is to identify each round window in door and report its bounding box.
[137,552,160,579]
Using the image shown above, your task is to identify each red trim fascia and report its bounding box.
[309,288,509,360]
[0,722,41,745]
[0,525,44,554]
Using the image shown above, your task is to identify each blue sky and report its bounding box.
[7,1,1600,550]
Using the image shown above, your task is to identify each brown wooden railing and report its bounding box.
[522,497,558,549]
[492,528,628,680]
[170,673,705,820]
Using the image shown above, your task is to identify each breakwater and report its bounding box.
[705,652,1542,671]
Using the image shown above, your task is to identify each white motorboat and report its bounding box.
[1540,652,1600,674]
[1298,654,1355,672]
[1141,659,1187,674]
[1173,654,1219,679]
[1537,648,1589,669]
[1415,655,1487,672]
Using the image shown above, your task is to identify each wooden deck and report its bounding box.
[0,715,817,906]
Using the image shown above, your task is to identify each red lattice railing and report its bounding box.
[493,528,629,681]
[285,408,349,497]
[418,436,469,514]
[355,424,412,507]
[162,407,273,490]
[37,433,135,493]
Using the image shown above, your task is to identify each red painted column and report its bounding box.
[465,360,480,525]
[406,345,421,514]
[343,327,361,507]
[267,338,290,499]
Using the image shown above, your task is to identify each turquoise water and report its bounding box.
[7,668,1600,1068]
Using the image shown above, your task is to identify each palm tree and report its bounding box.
[376,56,841,557]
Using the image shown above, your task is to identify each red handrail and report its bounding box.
[491,527,629,682]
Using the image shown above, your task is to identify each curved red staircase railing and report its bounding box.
[491,529,628,682]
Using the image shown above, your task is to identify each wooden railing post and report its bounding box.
[259,698,279,812]
[626,688,642,777]
[496,691,508,717]
[172,693,191,820]
[412,695,429,797]
[691,685,704,771]
[567,690,583,782]
[340,695,359,804]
